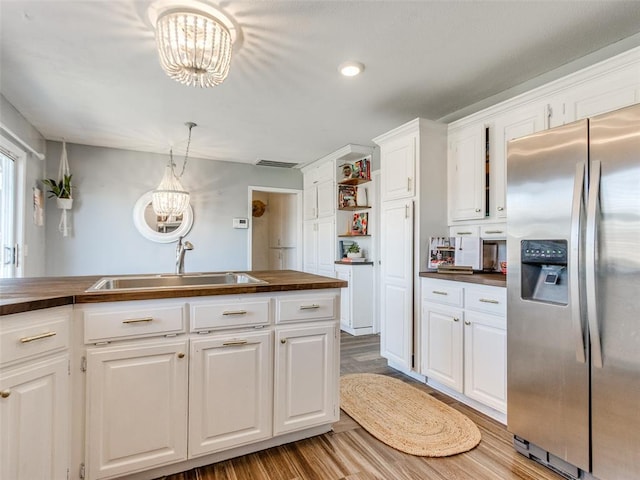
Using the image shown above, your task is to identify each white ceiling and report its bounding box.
[2,1,640,167]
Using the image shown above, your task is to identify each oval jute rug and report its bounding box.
[340,373,481,457]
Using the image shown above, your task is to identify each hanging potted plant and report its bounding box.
[42,174,73,209]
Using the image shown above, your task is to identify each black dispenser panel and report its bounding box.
[521,240,567,265]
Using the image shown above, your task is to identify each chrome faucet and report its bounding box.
[175,236,194,274]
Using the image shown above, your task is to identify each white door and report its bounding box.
[380,199,413,369]
[0,354,69,480]
[449,124,486,221]
[380,135,416,201]
[420,303,464,392]
[463,311,507,413]
[274,323,338,435]
[189,331,272,457]
[85,339,188,480]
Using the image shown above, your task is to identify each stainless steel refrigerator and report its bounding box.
[506,103,640,480]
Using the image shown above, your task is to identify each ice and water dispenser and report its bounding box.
[520,240,568,305]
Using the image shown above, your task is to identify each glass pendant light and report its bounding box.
[152,122,196,217]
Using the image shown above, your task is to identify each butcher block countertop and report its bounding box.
[0,270,347,316]
[419,271,507,287]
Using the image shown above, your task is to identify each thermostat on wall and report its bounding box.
[233,217,248,229]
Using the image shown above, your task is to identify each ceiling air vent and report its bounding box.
[256,159,298,168]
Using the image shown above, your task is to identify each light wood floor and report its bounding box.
[161,332,562,480]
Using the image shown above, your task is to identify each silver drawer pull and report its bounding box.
[456,231,473,235]
[497,206,504,211]
[300,304,320,310]
[222,340,248,346]
[479,298,500,304]
[122,317,153,324]
[20,331,57,343]
[432,290,448,296]
[222,310,247,316]
[484,230,503,234]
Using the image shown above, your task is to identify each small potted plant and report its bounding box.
[42,174,73,209]
[347,243,362,259]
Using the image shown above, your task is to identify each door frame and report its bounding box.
[247,186,303,271]
[0,135,26,278]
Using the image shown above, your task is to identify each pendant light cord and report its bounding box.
[170,122,196,179]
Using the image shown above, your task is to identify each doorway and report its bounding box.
[248,186,302,271]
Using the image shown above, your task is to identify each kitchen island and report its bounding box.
[0,270,345,480]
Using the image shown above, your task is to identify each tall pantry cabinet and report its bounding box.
[373,118,448,371]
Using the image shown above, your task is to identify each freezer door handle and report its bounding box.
[570,161,587,363]
[586,160,603,368]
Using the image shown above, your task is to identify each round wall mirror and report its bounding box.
[133,191,194,243]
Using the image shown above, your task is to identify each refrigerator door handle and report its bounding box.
[570,161,587,363]
[586,160,603,368]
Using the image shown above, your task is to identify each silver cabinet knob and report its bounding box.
[475,208,481,212]
[464,321,471,326]
[453,317,460,322]
[177,352,185,359]
[0,390,11,398]
[497,206,504,211]
[280,338,287,344]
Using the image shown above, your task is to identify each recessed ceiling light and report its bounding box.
[339,61,365,77]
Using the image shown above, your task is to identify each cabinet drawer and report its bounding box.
[465,288,506,316]
[449,225,480,237]
[480,224,507,239]
[190,298,270,332]
[276,295,336,323]
[83,302,186,344]
[422,281,463,307]
[0,308,70,366]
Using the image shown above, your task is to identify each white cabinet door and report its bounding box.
[420,303,464,392]
[449,124,486,221]
[303,186,317,221]
[463,311,507,413]
[274,323,338,435]
[189,331,272,457]
[564,64,640,123]
[316,217,335,276]
[0,354,69,480]
[380,199,413,369]
[316,180,335,218]
[380,135,416,201]
[302,221,317,273]
[335,266,351,329]
[493,102,546,219]
[86,339,188,480]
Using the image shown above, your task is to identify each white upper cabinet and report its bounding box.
[492,101,548,219]
[380,134,416,201]
[563,61,640,123]
[448,124,486,222]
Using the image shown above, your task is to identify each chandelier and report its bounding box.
[152,122,196,217]
[154,5,236,88]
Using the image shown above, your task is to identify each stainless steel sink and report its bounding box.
[86,273,267,292]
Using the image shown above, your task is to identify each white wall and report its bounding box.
[44,141,302,276]
[0,94,47,277]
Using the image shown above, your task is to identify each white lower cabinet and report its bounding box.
[189,330,272,457]
[274,322,338,435]
[334,263,374,335]
[78,291,339,479]
[1,354,69,480]
[420,278,507,414]
[85,339,189,480]
[0,307,71,480]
